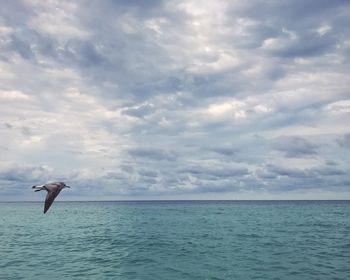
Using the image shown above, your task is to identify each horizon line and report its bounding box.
[1,199,350,203]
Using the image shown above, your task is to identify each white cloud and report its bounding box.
[316,24,331,36]
[0,90,31,101]
[25,0,89,40]
[207,100,247,119]
[324,100,350,115]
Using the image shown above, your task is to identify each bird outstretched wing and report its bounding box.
[44,191,57,214]
[44,182,61,192]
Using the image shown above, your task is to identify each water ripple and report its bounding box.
[0,201,349,279]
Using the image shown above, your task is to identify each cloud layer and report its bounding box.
[1,0,349,200]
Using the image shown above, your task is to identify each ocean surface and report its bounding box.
[0,201,349,280]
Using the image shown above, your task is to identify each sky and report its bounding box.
[0,0,350,201]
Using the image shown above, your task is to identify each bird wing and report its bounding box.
[44,191,57,214]
[44,182,61,192]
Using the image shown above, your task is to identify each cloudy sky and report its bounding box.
[1,0,350,201]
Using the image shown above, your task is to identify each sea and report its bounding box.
[0,201,349,280]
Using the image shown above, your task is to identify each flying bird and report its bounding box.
[32,182,70,213]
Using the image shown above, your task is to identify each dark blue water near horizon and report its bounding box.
[1,200,349,279]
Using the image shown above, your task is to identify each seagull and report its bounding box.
[32,182,70,213]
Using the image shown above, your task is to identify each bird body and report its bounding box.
[32,182,70,213]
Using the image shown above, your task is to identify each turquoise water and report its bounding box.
[0,201,349,279]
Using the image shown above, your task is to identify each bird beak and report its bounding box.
[66,186,71,188]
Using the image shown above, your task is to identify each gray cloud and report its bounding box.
[179,164,248,179]
[121,104,155,118]
[211,147,237,157]
[273,137,318,158]
[255,164,348,192]
[257,165,311,180]
[128,147,177,161]
[337,133,350,149]
[0,164,69,184]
